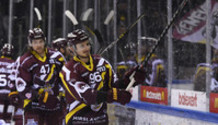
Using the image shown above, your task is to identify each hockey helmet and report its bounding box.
[28,28,45,46]
[140,36,157,47]
[1,43,14,57]
[52,38,68,51]
[67,29,89,46]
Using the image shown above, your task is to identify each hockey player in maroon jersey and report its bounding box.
[52,38,73,61]
[0,43,23,125]
[52,38,72,123]
[15,28,66,125]
[59,29,146,125]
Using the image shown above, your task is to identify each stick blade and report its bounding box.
[81,8,94,22]
[34,7,42,21]
[104,10,114,25]
[65,10,79,25]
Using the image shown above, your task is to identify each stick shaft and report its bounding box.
[100,12,147,55]
[126,0,189,90]
[141,0,189,68]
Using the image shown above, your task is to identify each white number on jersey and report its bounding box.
[89,72,102,84]
[40,64,50,74]
[0,74,7,87]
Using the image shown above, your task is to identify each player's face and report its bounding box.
[75,40,91,58]
[32,38,45,55]
[59,48,65,55]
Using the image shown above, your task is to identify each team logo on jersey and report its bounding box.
[74,82,90,95]
[16,77,26,92]
[96,66,106,72]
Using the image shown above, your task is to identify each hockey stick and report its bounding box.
[65,10,79,25]
[34,7,42,28]
[80,8,105,53]
[19,7,42,57]
[99,11,147,55]
[95,29,105,54]
[65,9,98,37]
[81,8,93,22]
[96,10,115,54]
[126,0,189,91]
[141,0,189,68]
[104,10,114,25]
[65,10,105,54]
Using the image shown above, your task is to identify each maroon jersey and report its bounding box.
[60,55,118,125]
[0,56,15,121]
[16,48,66,111]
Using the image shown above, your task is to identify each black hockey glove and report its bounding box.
[107,88,132,105]
[124,66,147,87]
[38,91,60,109]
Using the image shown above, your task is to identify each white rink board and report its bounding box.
[130,86,139,101]
[171,89,207,111]
[135,109,217,125]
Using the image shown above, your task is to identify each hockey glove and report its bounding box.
[8,91,20,106]
[107,88,132,105]
[38,91,60,109]
[124,66,147,87]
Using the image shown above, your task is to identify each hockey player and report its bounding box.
[52,38,73,61]
[59,29,146,125]
[0,43,22,125]
[52,37,70,124]
[193,46,218,92]
[135,37,166,87]
[15,28,66,125]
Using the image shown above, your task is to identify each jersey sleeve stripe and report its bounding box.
[97,72,106,90]
[65,103,86,124]
[105,64,112,88]
[59,72,77,100]
[46,64,56,82]
[43,91,49,103]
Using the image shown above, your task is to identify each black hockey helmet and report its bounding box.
[1,43,14,57]
[67,29,89,46]
[52,38,68,51]
[28,28,46,46]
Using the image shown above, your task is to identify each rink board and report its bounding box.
[171,89,207,112]
[108,101,218,125]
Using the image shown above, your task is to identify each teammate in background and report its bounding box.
[118,37,166,87]
[0,43,22,125]
[116,60,136,79]
[52,38,71,124]
[137,37,166,87]
[59,29,146,125]
[15,28,66,125]
[193,46,218,92]
[136,37,166,87]
[52,38,73,61]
